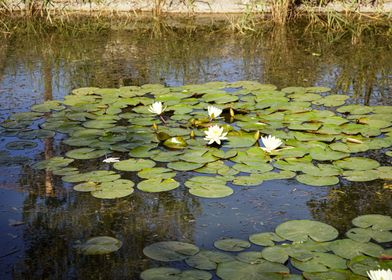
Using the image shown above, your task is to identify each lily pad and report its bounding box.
[216,260,289,280]
[275,220,339,242]
[249,232,285,247]
[163,137,188,149]
[143,241,199,261]
[75,236,122,255]
[6,140,37,150]
[137,178,179,192]
[334,157,380,171]
[113,158,156,172]
[91,179,134,199]
[329,239,384,259]
[185,250,235,270]
[214,239,251,252]
[66,148,107,160]
[167,161,205,171]
[352,215,392,231]
[140,267,212,280]
[296,174,339,186]
[291,252,347,272]
[189,184,233,198]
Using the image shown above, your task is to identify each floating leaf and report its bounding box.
[296,174,339,186]
[216,260,289,280]
[163,137,188,149]
[66,148,107,160]
[137,178,179,192]
[249,232,285,247]
[330,239,384,259]
[189,184,233,198]
[214,239,251,252]
[334,157,380,171]
[76,236,122,255]
[291,252,347,272]
[140,267,212,280]
[6,140,37,150]
[275,220,338,242]
[352,215,392,231]
[143,241,199,261]
[167,161,205,171]
[113,158,156,172]
[346,227,392,243]
[91,179,134,199]
[185,250,235,270]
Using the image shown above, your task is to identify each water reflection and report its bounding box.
[0,25,391,279]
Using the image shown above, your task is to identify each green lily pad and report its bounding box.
[91,179,134,199]
[167,161,205,171]
[6,140,37,150]
[216,260,289,280]
[189,184,233,198]
[346,227,392,243]
[140,267,212,280]
[330,239,384,259]
[347,255,391,277]
[214,239,251,252]
[137,167,176,179]
[334,157,380,171]
[275,220,339,242]
[113,158,156,172]
[73,181,100,192]
[66,148,107,160]
[62,170,120,183]
[137,178,179,192]
[343,170,379,182]
[75,236,122,255]
[143,241,199,261]
[352,215,392,231]
[33,157,74,171]
[296,174,339,186]
[185,250,235,270]
[291,252,347,272]
[249,232,285,247]
[261,246,289,263]
[163,137,188,149]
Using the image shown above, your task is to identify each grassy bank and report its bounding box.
[0,0,391,38]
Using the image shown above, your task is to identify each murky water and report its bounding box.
[0,25,391,279]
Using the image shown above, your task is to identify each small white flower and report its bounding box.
[207,105,223,119]
[148,101,166,115]
[204,125,228,145]
[103,157,120,163]
[260,135,283,153]
[367,269,392,280]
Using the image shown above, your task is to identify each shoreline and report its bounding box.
[1,0,392,14]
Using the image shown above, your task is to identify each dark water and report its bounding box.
[0,25,391,279]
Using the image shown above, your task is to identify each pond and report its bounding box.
[0,24,391,279]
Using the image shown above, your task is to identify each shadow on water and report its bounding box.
[0,24,391,279]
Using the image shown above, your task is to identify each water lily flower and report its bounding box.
[260,135,283,153]
[204,125,228,145]
[148,101,166,115]
[207,105,223,119]
[367,269,392,280]
[103,157,120,163]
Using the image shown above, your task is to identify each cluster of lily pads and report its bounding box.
[74,214,392,279]
[1,81,392,199]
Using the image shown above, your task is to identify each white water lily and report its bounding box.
[204,125,228,145]
[103,157,120,163]
[148,101,166,115]
[367,269,392,280]
[207,105,223,119]
[260,135,283,153]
